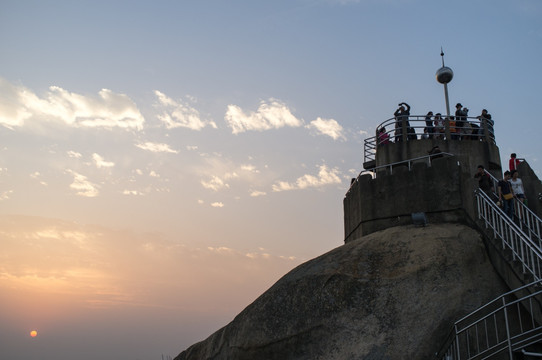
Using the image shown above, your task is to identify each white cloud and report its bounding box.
[250,190,267,197]
[201,176,230,192]
[154,90,217,130]
[66,170,99,197]
[135,142,178,154]
[67,150,82,158]
[210,202,224,208]
[272,164,342,192]
[122,190,144,196]
[306,117,346,140]
[0,78,144,130]
[241,164,260,173]
[92,153,115,168]
[0,190,13,201]
[225,99,303,134]
[30,172,48,186]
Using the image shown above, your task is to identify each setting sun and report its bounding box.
[30,330,38,338]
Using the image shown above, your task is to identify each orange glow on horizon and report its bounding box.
[30,330,38,337]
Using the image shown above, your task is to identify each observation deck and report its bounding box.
[363,114,498,172]
[344,113,503,243]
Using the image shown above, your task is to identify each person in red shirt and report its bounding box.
[509,153,520,171]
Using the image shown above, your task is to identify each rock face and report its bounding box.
[175,223,509,360]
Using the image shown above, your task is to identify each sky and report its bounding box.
[1,0,541,359]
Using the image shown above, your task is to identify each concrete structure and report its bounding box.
[344,116,541,244]
[344,128,502,243]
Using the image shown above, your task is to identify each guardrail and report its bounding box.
[435,280,542,360]
[364,115,495,164]
[475,189,542,282]
[484,170,542,251]
[346,152,455,196]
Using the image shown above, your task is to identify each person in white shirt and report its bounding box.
[510,170,526,204]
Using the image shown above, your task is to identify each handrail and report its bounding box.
[346,153,455,195]
[364,115,495,164]
[475,188,542,282]
[484,170,542,250]
[436,280,542,360]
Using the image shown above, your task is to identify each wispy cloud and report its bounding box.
[225,99,303,134]
[122,190,144,196]
[210,202,225,208]
[201,175,231,192]
[306,117,346,140]
[0,77,144,130]
[135,142,178,154]
[30,172,48,186]
[66,170,100,197]
[67,150,82,158]
[92,153,115,168]
[272,164,342,192]
[0,190,13,201]
[250,190,267,197]
[154,90,217,130]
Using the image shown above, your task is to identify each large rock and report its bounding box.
[175,223,509,360]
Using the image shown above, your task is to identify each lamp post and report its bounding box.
[436,49,453,139]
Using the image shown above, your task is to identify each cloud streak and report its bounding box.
[0,78,144,130]
[272,164,342,192]
[154,90,217,130]
[66,170,100,197]
[225,99,303,134]
[135,142,179,154]
[306,117,346,140]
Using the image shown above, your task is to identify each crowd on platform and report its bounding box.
[378,102,494,145]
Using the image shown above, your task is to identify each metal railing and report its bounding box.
[346,152,455,195]
[475,189,542,282]
[484,170,542,250]
[436,280,542,360]
[364,115,495,164]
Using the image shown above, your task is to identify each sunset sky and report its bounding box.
[1,0,542,359]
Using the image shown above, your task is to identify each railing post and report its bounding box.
[454,324,461,360]
[503,297,514,360]
[445,117,451,140]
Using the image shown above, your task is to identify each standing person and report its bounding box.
[394,102,410,142]
[455,103,467,139]
[424,111,434,139]
[509,153,521,171]
[477,109,493,140]
[510,170,526,204]
[433,113,444,139]
[474,165,493,195]
[498,171,515,219]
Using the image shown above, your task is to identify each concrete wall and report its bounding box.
[518,161,542,218]
[344,138,503,243]
[375,138,502,178]
[344,157,478,243]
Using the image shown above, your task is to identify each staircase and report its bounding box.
[436,186,542,359]
[484,170,542,251]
